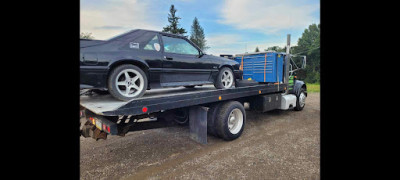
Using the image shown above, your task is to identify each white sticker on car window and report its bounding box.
[154,43,160,51]
[129,42,139,49]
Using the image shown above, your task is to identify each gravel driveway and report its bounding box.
[80,93,320,180]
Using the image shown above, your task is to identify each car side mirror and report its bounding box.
[198,51,204,58]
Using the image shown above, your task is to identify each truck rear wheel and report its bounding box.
[214,101,246,141]
[207,103,223,137]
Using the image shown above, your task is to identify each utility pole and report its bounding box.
[284,34,291,94]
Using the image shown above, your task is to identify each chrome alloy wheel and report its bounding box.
[227,108,244,134]
[299,92,306,107]
[115,69,145,98]
[221,69,234,88]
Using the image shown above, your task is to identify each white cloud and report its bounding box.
[80,0,163,40]
[219,0,319,33]
[206,33,290,56]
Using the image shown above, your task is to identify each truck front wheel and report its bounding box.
[294,88,306,111]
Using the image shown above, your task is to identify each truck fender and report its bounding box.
[293,80,307,97]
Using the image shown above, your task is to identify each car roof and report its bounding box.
[107,29,186,41]
[136,29,185,37]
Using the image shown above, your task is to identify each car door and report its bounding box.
[160,35,213,86]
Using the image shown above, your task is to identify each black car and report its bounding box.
[80,29,243,101]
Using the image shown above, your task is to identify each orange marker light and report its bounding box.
[259,90,261,94]
[219,96,222,100]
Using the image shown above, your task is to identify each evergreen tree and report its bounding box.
[255,47,260,52]
[162,5,186,35]
[189,17,209,52]
[80,32,94,39]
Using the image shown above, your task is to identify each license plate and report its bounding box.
[95,120,102,130]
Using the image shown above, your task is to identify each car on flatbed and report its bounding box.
[80,29,243,101]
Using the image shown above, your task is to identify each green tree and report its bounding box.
[80,32,94,39]
[265,46,285,52]
[292,23,320,83]
[255,46,260,52]
[189,17,209,52]
[162,5,186,35]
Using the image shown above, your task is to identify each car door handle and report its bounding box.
[164,56,173,60]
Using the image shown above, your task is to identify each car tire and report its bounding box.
[294,88,306,111]
[107,64,148,101]
[214,101,246,141]
[214,67,235,89]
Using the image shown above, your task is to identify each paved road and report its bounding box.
[80,93,320,180]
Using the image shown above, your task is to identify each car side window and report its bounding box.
[143,35,161,51]
[161,36,199,55]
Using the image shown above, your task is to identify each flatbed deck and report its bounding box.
[80,84,287,116]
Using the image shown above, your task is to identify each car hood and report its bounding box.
[203,54,238,65]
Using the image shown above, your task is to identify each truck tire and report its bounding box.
[207,103,223,137]
[107,64,148,101]
[294,88,306,111]
[172,108,189,125]
[214,67,235,89]
[214,101,246,141]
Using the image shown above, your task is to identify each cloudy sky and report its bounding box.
[80,0,319,56]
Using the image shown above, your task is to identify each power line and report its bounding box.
[291,46,320,56]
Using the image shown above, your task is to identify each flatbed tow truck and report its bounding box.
[80,36,307,144]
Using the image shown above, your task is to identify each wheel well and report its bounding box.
[302,84,307,96]
[220,65,234,71]
[107,60,150,86]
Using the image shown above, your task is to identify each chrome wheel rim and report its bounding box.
[115,69,144,98]
[227,108,243,134]
[221,70,233,88]
[299,92,306,107]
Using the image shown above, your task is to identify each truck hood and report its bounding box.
[80,39,106,48]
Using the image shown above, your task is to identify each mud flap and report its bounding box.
[189,106,208,144]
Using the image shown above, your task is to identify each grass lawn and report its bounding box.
[306,83,320,93]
